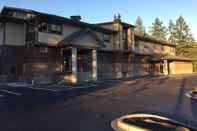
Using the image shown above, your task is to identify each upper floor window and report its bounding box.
[9,11,25,19]
[48,24,62,35]
[7,11,35,20]
[123,29,127,40]
[26,13,35,19]
[38,23,62,35]
[170,47,175,53]
[134,40,140,48]
[103,34,110,42]
[38,22,48,33]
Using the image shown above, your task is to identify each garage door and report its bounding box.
[174,62,193,74]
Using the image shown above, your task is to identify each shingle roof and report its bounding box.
[135,34,176,47]
[1,6,116,34]
[97,21,135,28]
[0,15,27,23]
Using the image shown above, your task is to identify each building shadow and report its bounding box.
[131,77,169,93]
[173,78,186,116]
[191,98,197,121]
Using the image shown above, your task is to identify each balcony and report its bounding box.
[38,32,63,46]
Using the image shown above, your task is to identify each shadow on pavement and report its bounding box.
[173,77,187,115]
[131,77,169,94]
[191,99,197,121]
[0,81,125,112]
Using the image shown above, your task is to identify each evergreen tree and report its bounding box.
[135,16,145,36]
[173,16,194,56]
[149,18,168,40]
[168,20,176,44]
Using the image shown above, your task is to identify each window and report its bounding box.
[40,47,48,53]
[38,23,62,34]
[38,22,48,32]
[10,11,25,19]
[10,65,17,74]
[9,11,16,17]
[48,24,62,34]
[103,34,110,42]
[77,51,92,72]
[64,56,72,72]
[26,13,35,19]
[63,50,72,72]
[123,29,127,40]
[170,47,175,52]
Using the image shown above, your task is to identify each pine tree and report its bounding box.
[149,18,168,40]
[168,20,176,44]
[173,16,194,56]
[135,16,145,36]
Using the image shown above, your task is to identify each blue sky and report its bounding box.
[0,0,197,38]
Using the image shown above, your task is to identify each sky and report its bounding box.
[0,0,197,39]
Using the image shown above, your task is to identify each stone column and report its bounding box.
[163,60,169,75]
[92,49,97,81]
[71,48,77,83]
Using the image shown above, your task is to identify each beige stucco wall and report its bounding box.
[99,23,135,51]
[99,24,114,31]
[5,22,26,46]
[0,24,3,46]
[163,46,175,56]
[170,61,193,74]
[136,40,161,54]
[38,24,115,50]
[62,24,81,38]
[74,34,100,48]
[38,32,63,46]
[38,24,81,46]
[99,22,124,50]
[135,40,175,56]
[23,62,62,84]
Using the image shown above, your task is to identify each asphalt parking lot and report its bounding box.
[0,80,121,111]
[1,74,197,131]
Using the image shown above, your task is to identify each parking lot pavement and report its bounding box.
[0,85,67,110]
[2,75,197,131]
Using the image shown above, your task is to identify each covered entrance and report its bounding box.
[62,48,97,83]
[58,29,103,83]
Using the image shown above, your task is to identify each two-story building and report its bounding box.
[134,35,193,76]
[0,6,193,84]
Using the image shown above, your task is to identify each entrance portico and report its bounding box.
[62,47,98,83]
[58,29,103,83]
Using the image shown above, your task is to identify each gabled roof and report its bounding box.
[1,6,38,15]
[135,34,176,47]
[1,6,116,34]
[58,29,105,49]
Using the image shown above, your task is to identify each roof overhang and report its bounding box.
[150,54,193,62]
[135,35,176,47]
[0,16,27,23]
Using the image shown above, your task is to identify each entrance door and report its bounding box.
[63,49,72,73]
